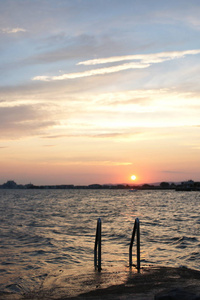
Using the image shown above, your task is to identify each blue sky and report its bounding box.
[1,0,200,86]
[0,0,200,184]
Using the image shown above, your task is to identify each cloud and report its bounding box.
[78,49,200,66]
[41,131,139,140]
[1,27,26,34]
[48,159,132,166]
[32,49,200,82]
[156,4,200,31]
[0,104,56,139]
[32,61,150,81]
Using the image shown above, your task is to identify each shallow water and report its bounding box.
[0,189,199,298]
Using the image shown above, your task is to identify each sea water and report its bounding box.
[0,189,199,299]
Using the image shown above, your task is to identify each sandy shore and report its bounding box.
[59,266,200,300]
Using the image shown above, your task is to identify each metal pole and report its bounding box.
[97,218,101,272]
[129,218,140,271]
[129,218,137,267]
[94,220,98,268]
[136,218,140,270]
[94,218,101,272]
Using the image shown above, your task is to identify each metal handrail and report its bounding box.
[94,218,101,272]
[129,218,140,271]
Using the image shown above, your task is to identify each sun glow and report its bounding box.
[131,175,136,181]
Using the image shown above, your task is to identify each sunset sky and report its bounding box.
[1,0,200,185]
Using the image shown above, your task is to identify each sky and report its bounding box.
[0,0,200,185]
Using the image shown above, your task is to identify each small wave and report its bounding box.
[30,249,46,256]
[0,269,6,273]
[187,251,200,261]
[5,283,22,293]
[170,236,198,244]
[168,236,198,250]
[107,233,128,241]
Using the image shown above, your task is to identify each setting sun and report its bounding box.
[131,175,137,181]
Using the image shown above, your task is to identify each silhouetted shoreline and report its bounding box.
[0,180,200,191]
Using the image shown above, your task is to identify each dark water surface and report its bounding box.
[0,189,199,298]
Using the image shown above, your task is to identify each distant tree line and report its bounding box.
[0,180,200,191]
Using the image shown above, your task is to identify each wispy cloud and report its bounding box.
[33,62,149,81]
[32,49,200,82]
[78,49,200,65]
[1,27,26,34]
[41,131,139,140]
[56,160,132,166]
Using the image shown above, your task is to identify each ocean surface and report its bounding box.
[0,189,199,299]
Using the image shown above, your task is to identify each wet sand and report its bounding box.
[59,266,200,300]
